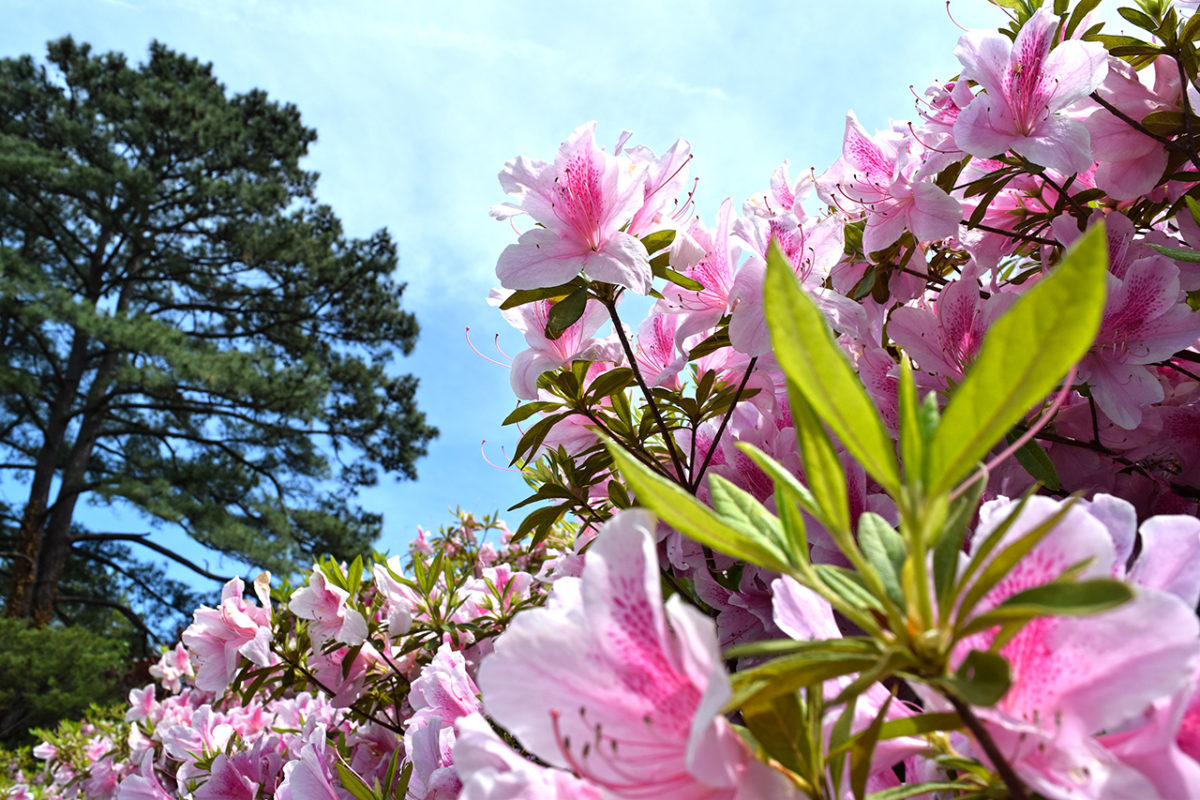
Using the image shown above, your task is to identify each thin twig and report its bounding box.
[945,693,1029,800]
[577,408,675,480]
[961,219,1057,247]
[689,358,759,493]
[598,296,689,483]
[1089,90,1200,173]
[272,645,404,734]
[1161,360,1200,382]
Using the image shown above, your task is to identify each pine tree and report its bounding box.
[0,37,437,630]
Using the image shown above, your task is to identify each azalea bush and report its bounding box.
[8,0,1200,798]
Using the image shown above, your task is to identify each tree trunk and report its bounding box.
[4,332,91,620]
[10,252,135,624]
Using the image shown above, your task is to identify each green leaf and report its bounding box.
[875,711,964,741]
[954,496,1070,626]
[382,743,403,799]
[730,646,881,709]
[641,229,676,255]
[1006,430,1060,491]
[660,267,706,291]
[725,637,838,660]
[927,224,1108,497]
[828,693,859,793]
[736,442,822,521]
[857,513,907,608]
[501,401,559,426]
[708,474,788,554]
[1066,0,1102,37]
[851,693,892,800]
[942,649,1011,707]
[865,782,978,800]
[511,503,565,544]
[1140,110,1198,136]
[391,761,414,799]
[336,757,381,800]
[1118,6,1160,31]
[1185,195,1200,228]
[959,578,1133,637]
[788,384,851,535]
[742,692,808,774]
[511,412,570,464]
[687,327,732,360]
[585,367,634,402]
[606,440,795,573]
[897,360,925,485]
[498,280,583,309]
[764,240,901,494]
[814,565,885,613]
[1149,242,1200,262]
[933,478,983,611]
[544,286,590,340]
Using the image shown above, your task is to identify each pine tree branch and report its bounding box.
[71,532,235,584]
[57,594,162,646]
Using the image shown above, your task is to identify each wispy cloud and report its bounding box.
[657,75,727,100]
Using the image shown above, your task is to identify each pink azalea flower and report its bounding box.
[490,287,617,401]
[288,566,368,646]
[477,510,798,799]
[634,311,687,389]
[406,723,462,800]
[771,577,928,791]
[728,212,847,356]
[124,685,157,724]
[888,264,1017,390]
[372,556,417,638]
[657,198,742,345]
[409,644,481,731]
[1086,59,1171,200]
[181,577,275,693]
[307,642,374,708]
[954,496,1200,800]
[1077,255,1200,430]
[692,565,782,653]
[622,136,693,238]
[454,712,606,799]
[817,111,961,255]
[148,644,194,694]
[275,728,340,800]
[494,122,652,294]
[743,160,814,219]
[192,753,260,800]
[953,6,1108,175]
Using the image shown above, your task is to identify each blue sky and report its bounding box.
[2,0,1008,590]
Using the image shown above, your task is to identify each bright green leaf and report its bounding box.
[764,240,901,494]
[959,578,1133,637]
[788,384,851,535]
[927,224,1108,497]
[857,513,907,608]
[606,440,795,573]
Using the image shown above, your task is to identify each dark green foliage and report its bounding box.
[0,38,436,630]
[0,618,129,747]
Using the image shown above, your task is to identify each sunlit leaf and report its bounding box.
[958,579,1133,637]
[607,440,795,573]
[764,240,901,494]
[927,225,1107,496]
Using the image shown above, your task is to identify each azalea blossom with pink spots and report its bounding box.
[477,510,798,799]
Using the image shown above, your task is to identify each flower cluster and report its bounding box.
[10,2,1200,799]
